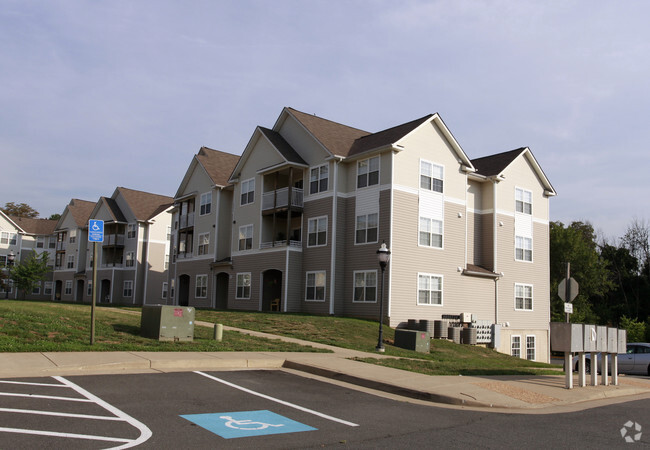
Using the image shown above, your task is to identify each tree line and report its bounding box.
[551,219,650,342]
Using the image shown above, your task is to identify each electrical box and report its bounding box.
[141,305,195,342]
[550,322,584,352]
[583,324,597,352]
[394,329,430,353]
[617,329,627,353]
[459,312,473,323]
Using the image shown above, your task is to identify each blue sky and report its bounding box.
[1,1,648,240]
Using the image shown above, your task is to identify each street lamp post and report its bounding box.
[5,251,15,299]
[376,242,391,352]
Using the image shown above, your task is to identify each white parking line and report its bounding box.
[194,371,359,427]
[0,377,152,450]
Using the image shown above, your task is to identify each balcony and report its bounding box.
[262,188,303,212]
[260,240,302,249]
[103,234,125,247]
[179,213,195,229]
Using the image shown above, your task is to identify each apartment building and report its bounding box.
[52,199,96,302]
[0,211,57,299]
[166,107,555,361]
[85,187,173,305]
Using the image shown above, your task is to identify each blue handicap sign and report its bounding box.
[180,410,316,439]
[88,220,104,242]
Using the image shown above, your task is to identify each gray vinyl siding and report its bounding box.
[228,250,287,311]
[333,196,348,316]
[286,250,303,312]
[302,196,333,315]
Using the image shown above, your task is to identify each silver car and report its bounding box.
[573,343,650,376]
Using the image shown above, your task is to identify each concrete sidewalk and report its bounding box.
[2,322,649,411]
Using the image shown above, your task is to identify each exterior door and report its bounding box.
[178,274,190,306]
[262,269,282,312]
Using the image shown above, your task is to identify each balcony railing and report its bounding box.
[260,240,302,249]
[103,235,125,246]
[262,188,304,211]
[179,213,195,229]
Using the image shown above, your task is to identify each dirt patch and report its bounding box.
[474,381,560,404]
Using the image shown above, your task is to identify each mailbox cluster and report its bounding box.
[550,322,627,389]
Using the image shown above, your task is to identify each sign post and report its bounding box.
[558,262,580,388]
[88,220,104,345]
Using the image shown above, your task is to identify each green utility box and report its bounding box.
[394,329,430,353]
[140,305,195,342]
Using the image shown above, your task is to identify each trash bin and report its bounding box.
[140,305,195,342]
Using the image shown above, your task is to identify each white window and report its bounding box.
[241,178,255,205]
[125,251,135,267]
[127,224,137,239]
[236,273,251,299]
[166,226,172,241]
[526,335,536,361]
[515,236,532,261]
[357,156,379,188]
[355,213,378,244]
[48,237,56,249]
[44,282,53,296]
[162,282,168,299]
[36,237,44,248]
[1,232,17,245]
[164,253,169,270]
[69,230,76,243]
[419,217,443,248]
[198,233,210,255]
[353,270,377,302]
[87,281,93,296]
[515,188,532,214]
[195,275,208,298]
[32,282,41,295]
[200,192,212,215]
[67,255,75,269]
[515,283,533,310]
[420,160,444,193]
[511,335,521,358]
[123,280,133,297]
[309,165,329,194]
[64,280,72,295]
[418,273,443,305]
[239,225,253,251]
[307,217,327,247]
[306,271,326,301]
[170,279,175,299]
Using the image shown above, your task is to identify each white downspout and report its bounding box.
[493,179,499,324]
[387,152,395,319]
[142,223,150,305]
[213,187,221,309]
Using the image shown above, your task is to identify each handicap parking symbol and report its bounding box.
[180,410,317,439]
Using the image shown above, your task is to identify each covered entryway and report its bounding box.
[100,279,111,303]
[261,269,282,312]
[54,280,62,301]
[214,272,229,309]
[75,280,84,302]
[178,274,190,307]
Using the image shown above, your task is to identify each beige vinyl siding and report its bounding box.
[498,328,549,363]
[341,151,392,194]
[276,115,331,164]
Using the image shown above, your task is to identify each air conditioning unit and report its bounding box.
[460,312,473,323]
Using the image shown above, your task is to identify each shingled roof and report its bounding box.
[348,114,434,157]
[117,187,173,222]
[196,147,241,187]
[66,199,96,228]
[258,127,307,165]
[8,216,57,235]
[471,148,526,177]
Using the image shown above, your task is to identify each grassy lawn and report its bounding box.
[0,301,328,353]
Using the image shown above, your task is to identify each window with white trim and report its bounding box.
[526,335,536,361]
[123,280,133,297]
[516,188,532,214]
[164,253,169,270]
[307,217,327,247]
[36,237,44,248]
[357,156,379,189]
[420,160,444,193]
[515,283,533,310]
[64,280,72,295]
[1,232,17,245]
[69,230,76,243]
[353,270,377,302]
[238,225,253,251]
[48,237,56,249]
[236,273,251,299]
[200,191,212,215]
[419,217,443,248]
[195,274,208,298]
[125,251,135,267]
[418,273,443,305]
[32,282,41,295]
[511,335,521,358]
[44,282,53,296]
[241,178,255,205]
[198,232,210,255]
[309,164,329,194]
[67,255,75,269]
[515,236,532,261]
[166,226,172,241]
[355,213,378,244]
[87,281,93,296]
[305,271,326,301]
[162,282,168,299]
[127,224,137,239]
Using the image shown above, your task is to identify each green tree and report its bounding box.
[550,221,612,323]
[619,316,646,343]
[48,213,61,221]
[8,252,50,299]
[1,202,39,218]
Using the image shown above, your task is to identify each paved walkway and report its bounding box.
[1,321,648,411]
